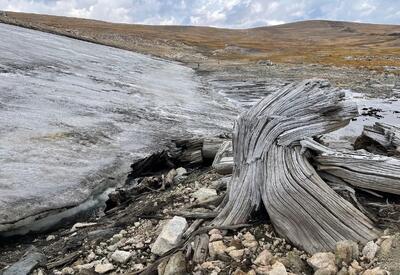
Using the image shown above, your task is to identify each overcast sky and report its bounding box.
[1,0,399,28]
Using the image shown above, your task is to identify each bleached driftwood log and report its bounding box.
[302,138,400,195]
[213,79,379,254]
[363,122,400,153]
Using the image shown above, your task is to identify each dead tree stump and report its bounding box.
[213,79,379,253]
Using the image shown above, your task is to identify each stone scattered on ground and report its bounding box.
[1,168,398,275]
[191,187,218,203]
[151,216,188,255]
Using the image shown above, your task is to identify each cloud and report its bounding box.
[0,0,399,28]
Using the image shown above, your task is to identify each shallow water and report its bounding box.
[0,23,236,233]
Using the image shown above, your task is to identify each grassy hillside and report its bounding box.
[1,11,400,72]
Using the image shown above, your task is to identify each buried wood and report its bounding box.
[213,79,380,254]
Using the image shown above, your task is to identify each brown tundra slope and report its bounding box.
[1,11,400,72]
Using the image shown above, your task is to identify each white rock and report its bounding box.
[209,234,223,242]
[307,252,336,271]
[74,260,101,271]
[151,216,188,255]
[228,249,245,261]
[209,241,227,259]
[254,249,273,266]
[133,263,144,271]
[94,263,115,274]
[70,222,97,232]
[175,167,187,177]
[111,250,132,264]
[362,241,379,260]
[61,267,74,275]
[270,261,287,275]
[87,251,96,262]
[46,235,56,241]
[192,188,217,203]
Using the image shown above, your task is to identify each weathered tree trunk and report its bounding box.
[363,122,400,154]
[213,79,379,254]
[302,137,400,195]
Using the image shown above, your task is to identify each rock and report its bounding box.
[192,188,217,203]
[363,267,388,275]
[151,216,188,255]
[110,233,123,244]
[175,167,187,177]
[87,251,96,262]
[314,267,337,275]
[335,240,359,266]
[377,234,400,274]
[209,241,227,259]
[270,262,287,275]
[74,260,101,272]
[209,233,223,242]
[243,232,256,241]
[254,249,273,266]
[157,259,168,275]
[307,252,336,272]
[163,251,186,275]
[3,246,47,275]
[232,268,247,275]
[61,267,74,275]
[255,265,271,275]
[337,267,348,275]
[281,251,308,274]
[208,229,222,235]
[46,235,56,241]
[362,241,379,261]
[94,263,114,274]
[242,239,258,250]
[228,249,245,261]
[111,250,131,264]
[132,263,144,271]
[165,169,177,185]
[70,222,97,232]
[377,236,394,258]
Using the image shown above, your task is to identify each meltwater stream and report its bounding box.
[0,23,237,234]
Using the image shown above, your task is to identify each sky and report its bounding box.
[0,0,399,28]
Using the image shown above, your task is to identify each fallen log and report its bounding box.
[302,138,400,195]
[362,122,400,154]
[213,79,379,254]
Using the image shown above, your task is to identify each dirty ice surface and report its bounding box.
[0,23,236,234]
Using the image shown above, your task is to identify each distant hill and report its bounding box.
[1,11,399,71]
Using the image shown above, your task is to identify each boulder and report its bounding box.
[151,216,188,255]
